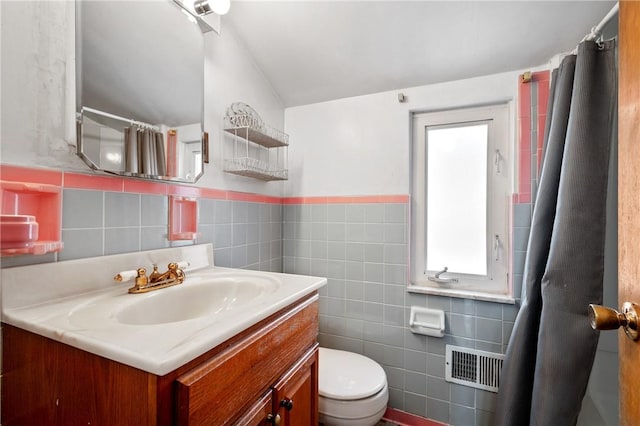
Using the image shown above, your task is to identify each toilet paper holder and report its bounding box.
[409,306,445,337]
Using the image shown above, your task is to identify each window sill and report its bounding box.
[407,284,516,304]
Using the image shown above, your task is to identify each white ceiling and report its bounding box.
[226,1,616,107]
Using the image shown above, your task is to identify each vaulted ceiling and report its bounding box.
[226,1,616,107]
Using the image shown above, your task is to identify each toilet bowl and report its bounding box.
[319,347,389,426]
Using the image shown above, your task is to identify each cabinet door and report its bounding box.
[271,345,319,426]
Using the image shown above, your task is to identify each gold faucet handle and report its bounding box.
[114,269,138,282]
[176,261,190,269]
[148,264,162,281]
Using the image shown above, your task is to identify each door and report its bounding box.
[271,346,319,426]
[618,1,640,424]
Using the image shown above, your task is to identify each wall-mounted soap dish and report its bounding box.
[0,180,64,256]
[168,195,198,241]
[409,306,445,337]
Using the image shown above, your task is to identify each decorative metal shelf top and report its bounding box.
[223,114,289,148]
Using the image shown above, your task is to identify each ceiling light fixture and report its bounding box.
[194,0,230,16]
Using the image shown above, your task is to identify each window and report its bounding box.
[410,104,511,300]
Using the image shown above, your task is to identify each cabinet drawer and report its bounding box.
[175,296,319,425]
[233,391,273,426]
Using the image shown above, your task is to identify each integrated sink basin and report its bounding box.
[67,272,281,327]
[117,274,281,325]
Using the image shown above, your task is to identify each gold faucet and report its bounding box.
[114,262,187,294]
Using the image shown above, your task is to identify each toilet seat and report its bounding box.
[319,347,386,400]
[318,348,389,425]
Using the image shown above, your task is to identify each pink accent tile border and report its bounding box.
[282,195,410,204]
[226,191,282,204]
[1,165,409,206]
[517,77,532,205]
[0,165,63,186]
[64,172,124,192]
[535,71,551,176]
[382,407,446,426]
[200,187,228,200]
[168,185,201,198]
[123,179,168,195]
[515,70,551,205]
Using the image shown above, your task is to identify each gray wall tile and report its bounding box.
[364,243,384,263]
[476,318,503,344]
[427,376,450,401]
[327,241,345,260]
[383,345,405,367]
[476,301,502,320]
[364,341,385,365]
[105,192,140,227]
[451,383,475,407]
[105,227,140,255]
[385,204,406,223]
[427,353,445,378]
[311,241,328,259]
[63,189,103,228]
[327,223,346,241]
[451,403,476,426]
[449,314,476,339]
[311,204,328,222]
[60,229,103,260]
[233,202,248,223]
[427,398,450,424]
[364,204,385,223]
[384,223,406,243]
[345,281,364,300]
[405,349,427,373]
[215,200,233,223]
[364,223,384,242]
[384,305,404,326]
[345,242,364,261]
[513,203,532,228]
[197,198,215,225]
[346,204,365,222]
[389,388,405,411]
[384,365,405,389]
[405,372,427,395]
[141,227,169,250]
[327,204,346,222]
[404,392,427,417]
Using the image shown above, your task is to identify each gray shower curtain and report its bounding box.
[495,40,616,425]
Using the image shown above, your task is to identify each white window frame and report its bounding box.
[410,103,513,302]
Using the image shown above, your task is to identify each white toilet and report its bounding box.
[318,347,389,426]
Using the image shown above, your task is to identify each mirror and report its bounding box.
[75,0,210,183]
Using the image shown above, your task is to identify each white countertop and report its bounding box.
[1,244,326,376]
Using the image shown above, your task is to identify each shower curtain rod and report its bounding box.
[564,2,618,56]
[583,2,619,42]
[81,106,160,131]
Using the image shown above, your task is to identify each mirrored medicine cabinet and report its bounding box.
[75,0,211,183]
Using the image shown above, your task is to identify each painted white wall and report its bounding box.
[284,70,526,197]
[1,1,81,169]
[0,2,285,196]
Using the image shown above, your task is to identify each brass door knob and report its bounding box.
[266,413,281,425]
[589,302,639,341]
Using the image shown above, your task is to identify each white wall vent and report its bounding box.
[445,345,504,393]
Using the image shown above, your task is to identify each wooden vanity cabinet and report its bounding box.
[2,293,319,426]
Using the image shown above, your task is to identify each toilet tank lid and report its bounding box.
[319,348,387,400]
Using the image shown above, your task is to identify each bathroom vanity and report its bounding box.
[1,245,325,425]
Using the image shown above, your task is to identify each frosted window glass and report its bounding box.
[426,123,488,276]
